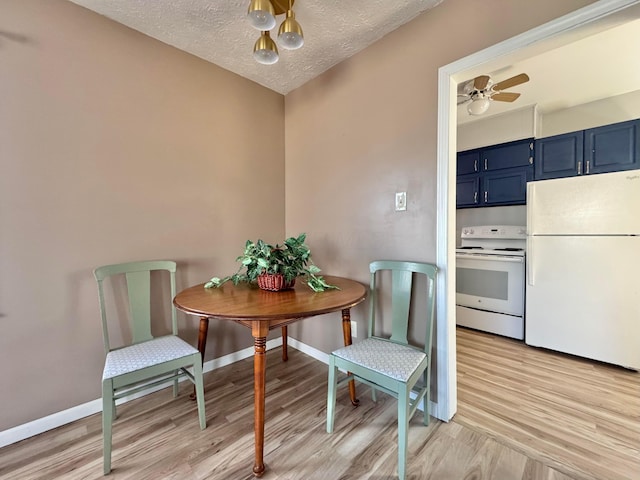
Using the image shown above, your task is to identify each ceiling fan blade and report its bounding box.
[491,92,521,102]
[493,73,529,91]
[473,75,490,90]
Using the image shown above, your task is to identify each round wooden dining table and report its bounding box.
[173,275,367,477]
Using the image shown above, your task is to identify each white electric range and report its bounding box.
[455,225,526,340]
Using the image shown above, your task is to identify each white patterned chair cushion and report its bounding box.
[103,335,199,380]
[332,338,426,382]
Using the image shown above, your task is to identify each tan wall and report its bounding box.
[284,0,595,352]
[0,0,285,430]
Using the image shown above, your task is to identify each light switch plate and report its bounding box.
[395,192,407,211]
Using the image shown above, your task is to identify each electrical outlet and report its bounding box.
[350,320,357,338]
[395,191,407,211]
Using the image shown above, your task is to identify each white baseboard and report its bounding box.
[0,337,283,449]
[287,337,330,365]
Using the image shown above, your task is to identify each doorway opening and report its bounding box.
[434,0,640,421]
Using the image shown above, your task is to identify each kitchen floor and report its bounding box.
[455,326,640,480]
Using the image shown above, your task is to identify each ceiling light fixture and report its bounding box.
[247,0,304,64]
[278,6,304,50]
[467,96,491,116]
[247,0,276,31]
[253,31,279,65]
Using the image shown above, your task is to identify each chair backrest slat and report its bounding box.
[125,270,153,344]
[389,269,412,345]
[368,260,438,353]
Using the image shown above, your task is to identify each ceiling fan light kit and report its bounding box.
[247,0,303,64]
[467,97,491,116]
[459,73,530,116]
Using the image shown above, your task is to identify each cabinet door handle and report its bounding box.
[586,160,590,174]
[484,191,488,203]
[577,161,582,175]
[484,158,488,170]
[474,159,478,172]
[529,156,533,165]
[474,191,478,203]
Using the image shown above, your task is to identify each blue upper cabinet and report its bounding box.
[457,150,480,175]
[456,138,534,208]
[586,119,640,174]
[534,131,584,180]
[482,139,534,171]
[535,119,639,180]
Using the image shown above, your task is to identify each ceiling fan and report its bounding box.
[458,73,530,116]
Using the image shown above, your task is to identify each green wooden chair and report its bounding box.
[94,260,206,475]
[326,260,437,480]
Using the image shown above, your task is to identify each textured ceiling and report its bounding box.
[65,0,640,118]
[68,0,444,95]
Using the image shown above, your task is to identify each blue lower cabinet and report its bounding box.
[456,167,532,208]
[456,174,480,207]
[484,167,533,206]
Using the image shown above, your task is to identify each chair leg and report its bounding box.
[102,379,114,475]
[173,370,179,398]
[423,366,431,426]
[193,356,206,430]
[397,387,410,480]
[326,356,338,433]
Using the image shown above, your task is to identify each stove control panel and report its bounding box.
[461,225,526,239]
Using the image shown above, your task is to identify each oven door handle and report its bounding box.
[456,255,524,263]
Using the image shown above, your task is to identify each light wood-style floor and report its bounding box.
[1,328,638,479]
[455,327,639,480]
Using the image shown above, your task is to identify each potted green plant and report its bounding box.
[204,233,338,292]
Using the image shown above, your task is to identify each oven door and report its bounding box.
[456,253,525,316]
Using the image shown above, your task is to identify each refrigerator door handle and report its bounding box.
[526,184,534,231]
[527,236,535,286]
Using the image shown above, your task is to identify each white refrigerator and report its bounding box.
[526,169,640,370]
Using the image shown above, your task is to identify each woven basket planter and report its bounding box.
[257,273,296,292]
